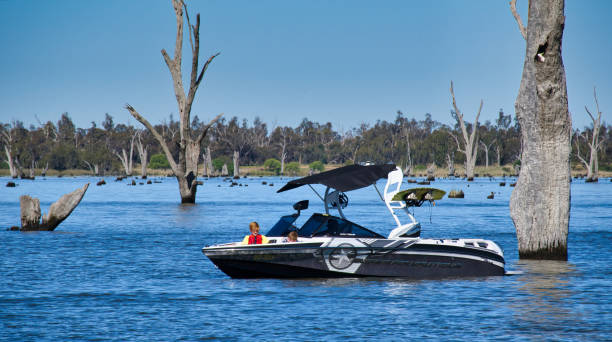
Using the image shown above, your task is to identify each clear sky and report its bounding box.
[0,0,610,131]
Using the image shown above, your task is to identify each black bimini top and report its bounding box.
[277,164,397,193]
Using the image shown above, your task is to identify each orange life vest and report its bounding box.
[248,234,263,244]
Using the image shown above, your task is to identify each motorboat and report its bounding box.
[202,164,505,279]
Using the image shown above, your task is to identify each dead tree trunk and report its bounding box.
[202,146,213,177]
[578,87,605,182]
[232,150,240,177]
[28,161,35,179]
[20,183,89,231]
[446,153,455,176]
[480,140,494,169]
[277,129,288,175]
[403,127,413,176]
[426,163,436,181]
[449,81,481,180]
[41,162,49,177]
[509,0,571,260]
[114,134,135,176]
[126,0,222,203]
[83,160,99,176]
[135,131,149,178]
[495,145,501,167]
[1,130,18,178]
[20,196,41,230]
[14,158,26,179]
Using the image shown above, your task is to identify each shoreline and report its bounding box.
[1,163,610,180]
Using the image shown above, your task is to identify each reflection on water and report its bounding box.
[509,260,580,340]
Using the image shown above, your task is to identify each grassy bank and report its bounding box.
[1,163,611,178]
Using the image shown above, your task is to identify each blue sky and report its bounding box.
[0,0,610,131]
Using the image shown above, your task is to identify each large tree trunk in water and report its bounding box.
[175,141,200,203]
[509,0,570,260]
[124,0,222,204]
[232,150,239,177]
[20,183,89,231]
[177,173,197,204]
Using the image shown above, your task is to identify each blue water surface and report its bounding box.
[1,176,611,341]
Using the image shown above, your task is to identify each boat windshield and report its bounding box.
[298,213,383,238]
[265,214,298,236]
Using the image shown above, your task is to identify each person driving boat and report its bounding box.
[241,222,269,245]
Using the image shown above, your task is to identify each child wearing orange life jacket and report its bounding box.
[241,221,269,245]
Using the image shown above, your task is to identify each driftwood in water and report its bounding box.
[20,183,89,231]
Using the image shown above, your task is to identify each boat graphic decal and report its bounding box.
[329,244,357,270]
[322,239,368,274]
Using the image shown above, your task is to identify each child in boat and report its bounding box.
[286,231,298,242]
[241,221,269,245]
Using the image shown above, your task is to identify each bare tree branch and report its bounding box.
[509,0,527,40]
[195,113,224,146]
[125,104,179,173]
[573,135,589,169]
[447,131,465,154]
[196,53,220,87]
[584,106,596,123]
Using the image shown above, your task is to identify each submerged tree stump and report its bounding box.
[448,190,465,198]
[20,196,41,230]
[19,183,89,231]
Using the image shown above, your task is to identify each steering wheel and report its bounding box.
[331,192,349,209]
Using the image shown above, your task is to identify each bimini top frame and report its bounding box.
[277,164,420,238]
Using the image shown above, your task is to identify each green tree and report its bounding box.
[285,161,300,175]
[149,153,170,169]
[309,161,324,172]
[263,158,281,175]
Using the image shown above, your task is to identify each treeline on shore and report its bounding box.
[1,110,610,178]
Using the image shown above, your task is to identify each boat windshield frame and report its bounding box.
[297,213,384,238]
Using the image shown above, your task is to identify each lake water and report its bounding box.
[1,175,611,341]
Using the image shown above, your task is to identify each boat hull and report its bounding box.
[203,240,505,279]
